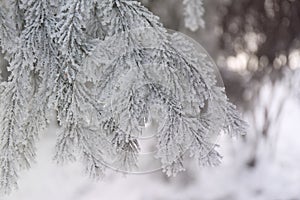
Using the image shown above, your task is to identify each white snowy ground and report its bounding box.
[5,90,300,200]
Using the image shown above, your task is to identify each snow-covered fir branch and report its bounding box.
[16,0,60,169]
[53,0,110,178]
[183,0,206,31]
[87,1,107,39]
[85,0,246,175]
[0,0,59,194]
[0,47,33,194]
[0,5,16,54]
[0,0,246,195]
[0,0,24,37]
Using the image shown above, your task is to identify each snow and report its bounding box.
[5,87,300,200]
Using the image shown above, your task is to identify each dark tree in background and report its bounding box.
[220,0,300,80]
[218,0,300,167]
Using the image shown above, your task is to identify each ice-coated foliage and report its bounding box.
[0,0,59,194]
[8,0,24,34]
[137,0,206,32]
[86,1,107,39]
[0,0,246,195]
[53,0,110,178]
[183,0,205,31]
[85,0,246,175]
[0,6,16,54]
[0,47,33,194]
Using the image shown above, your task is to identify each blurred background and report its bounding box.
[1,0,300,199]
